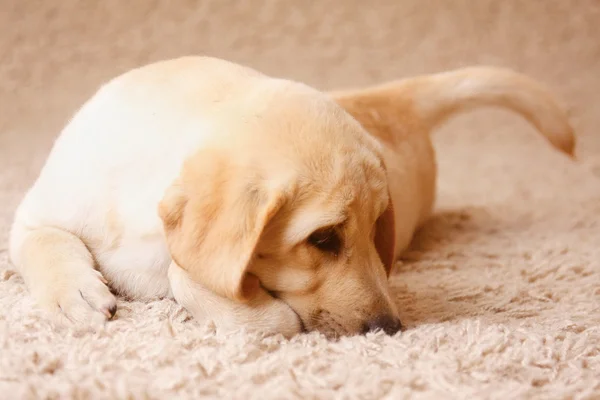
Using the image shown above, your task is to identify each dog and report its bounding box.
[8,57,574,338]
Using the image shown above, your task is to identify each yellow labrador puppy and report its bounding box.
[9,57,574,338]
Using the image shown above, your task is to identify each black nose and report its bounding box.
[361,315,403,335]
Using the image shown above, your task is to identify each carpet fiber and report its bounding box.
[1,1,599,399]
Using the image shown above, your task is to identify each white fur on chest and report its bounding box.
[12,66,230,299]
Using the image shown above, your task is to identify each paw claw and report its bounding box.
[106,304,117,319]
[36,271,117,326]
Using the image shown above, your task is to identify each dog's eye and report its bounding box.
[307,228,342,255]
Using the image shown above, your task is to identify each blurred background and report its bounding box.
[2,0,599,205]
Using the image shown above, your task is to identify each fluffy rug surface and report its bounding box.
[1,1,599,399]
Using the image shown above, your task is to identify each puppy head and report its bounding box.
[159,83,400,338]
[250,174,400,338]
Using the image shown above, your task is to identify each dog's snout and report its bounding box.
[361,315,403,335]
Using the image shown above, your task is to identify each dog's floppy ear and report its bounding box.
[159,150,286,303]
[374,194,396,277]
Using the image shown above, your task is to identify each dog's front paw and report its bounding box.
[33,269,117,326]
[168,262,302,338]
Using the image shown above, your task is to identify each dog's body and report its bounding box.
[9,57,574,337]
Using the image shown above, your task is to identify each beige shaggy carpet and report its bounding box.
[1,1,599,399]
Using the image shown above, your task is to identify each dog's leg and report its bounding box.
[12,226,117,325]
[168,262,302,338]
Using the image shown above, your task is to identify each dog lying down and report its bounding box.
[9,57,575,339]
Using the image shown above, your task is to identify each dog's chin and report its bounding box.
[299,322,350,340]
[168,263,303,338]
[303,308,360,339]
[267,292,353,339]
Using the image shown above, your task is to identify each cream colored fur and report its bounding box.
[8,56,574,338]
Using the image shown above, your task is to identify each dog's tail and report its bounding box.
[332,66,575,157]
